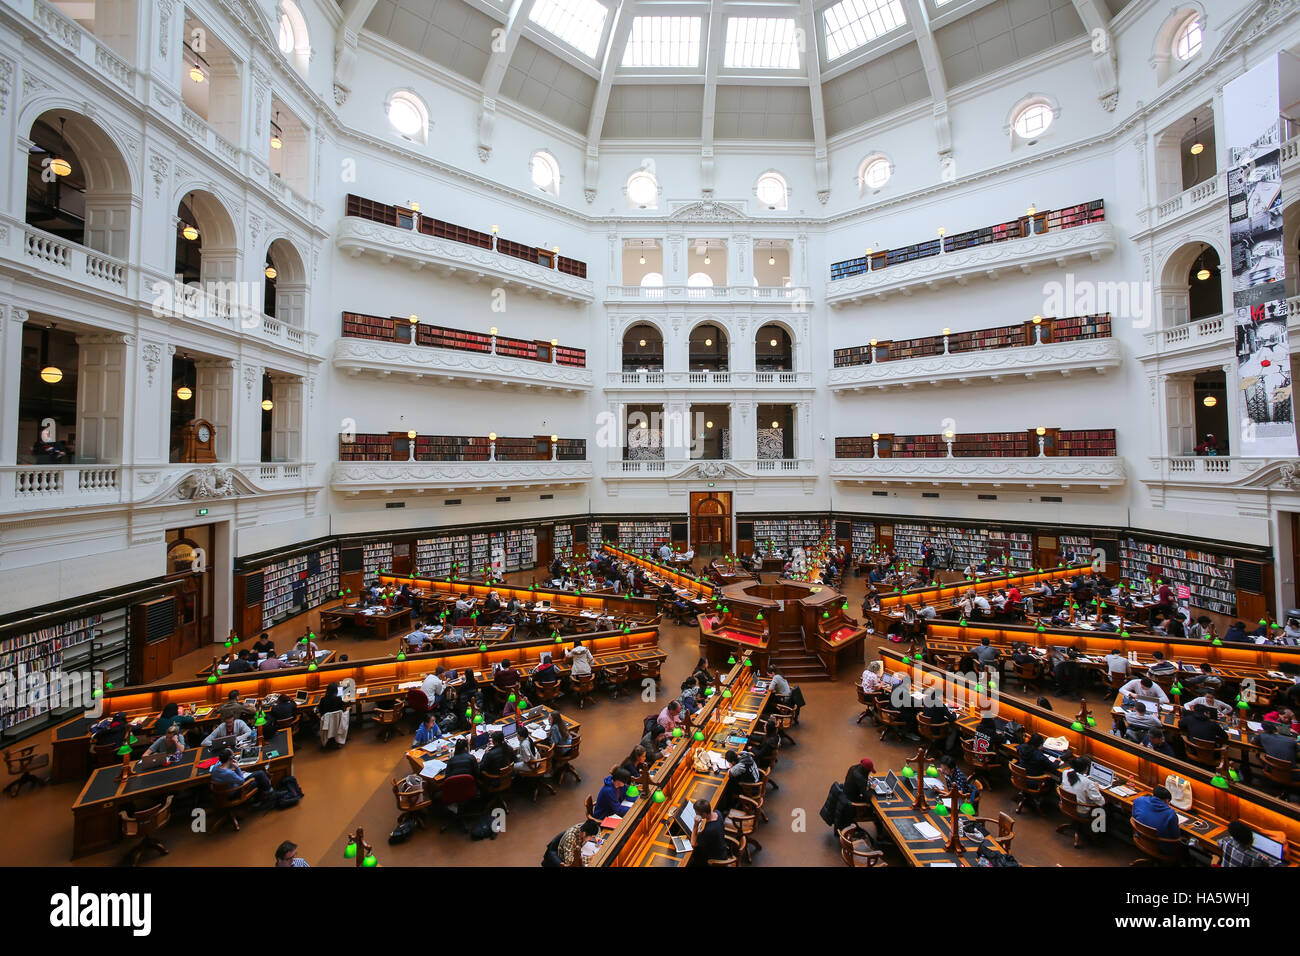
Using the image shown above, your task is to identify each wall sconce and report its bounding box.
[176,386,193,401]
[261,399,274,411]
[410,201,420,212]
[265,265,277,279]
[1202,395,1217,407]
[491,224,499,234]
[1027,203,1036,216]
[40,366,63,384]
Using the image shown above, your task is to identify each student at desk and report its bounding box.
[258,651,285,671]
[1132,785,1180,839]
[1253,721,1299,765]
[444,738,479,780]
[316,683,347,718]
[226,650,255,674]
[210,747,272,800]
[202,715,254,748]
[269,694,297,725]
[564,640,594,680]
[1119,676,1169,704]
[152,702,196,738]
[218,690,256,722]
[421,666,448,708]
[414,714,443,747]
[1104,650,1130,678]
[146,725,186,758]
[1216,820,1283,867]
[532,654,559,686]
[544,819,600,867]
[252,633,275,655]
[480,731,514,777]
[657,700,684,733]
[689,798,728,867]
[937,755,974,801]
[1142,728,1176,757]
[548,709,571,752]
[593,768,632,819]
[1016,733,1057,776]
[640,721,668,763]
[1122,700,1162,742]
[1146,653,1177,677]
[1182,689,1231,718]
[1179,705,1227,745]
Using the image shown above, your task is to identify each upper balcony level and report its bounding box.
[333,312,592,393]
[826,200,1113,307]
[831,428,1125,491]
[337,196,593,305]
[604,284,812,306]
[829,315,1119,391]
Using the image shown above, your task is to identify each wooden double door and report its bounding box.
[690,491,732,556]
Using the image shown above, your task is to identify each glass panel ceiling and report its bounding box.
[822,0,907,61]
[529,0,609,58]
[723,17,801,70]
[622,16,703,68]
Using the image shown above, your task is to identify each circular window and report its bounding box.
[1174,15,1202,61]
[755,172,787,209]
[861,156,891,190]
[387,93,425,139]
[1012,103,1054,140]
[627,170,658,207]
[531,151,559,192]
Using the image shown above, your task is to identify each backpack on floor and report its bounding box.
[273,775,304,810]
[470,817,496,841]
[388,820,418,844]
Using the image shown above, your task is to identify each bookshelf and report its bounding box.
[554,524,573,558]
[261,547,339,629]
[0,608,127,735]
[505,528,537,571]
[418,217,493,249]
[1057,534,1093,563]
[1055,429,1117,457]
[833,314,1112,368]
[417,325,493,354]
[415,534,472,578]
[619,520,672,554]
[829,199,1105,281]
[338,314,587,367]
[836,429,1115,459]
[363,542,391,584]
[751,517,830,553]
[851,521,876,555]
[337,433,587,462]
[893,522,1033,570]
[1119,539,1237,615]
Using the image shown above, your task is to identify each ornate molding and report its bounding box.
[332,338,593,392]
[148,152,170,199]
[828,338,1123,390]
[141,343,162,386]
[829,456,1127,489]
[331,460,593,493]
[667,200,748,222]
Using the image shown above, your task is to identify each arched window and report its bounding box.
[687,272,713,287]
[755,171,788,210]
[626,169,659,209]
[386,90,428,144]
[640,272,664,300]
[278,2,311,75]
[530,150,560,195]
[1173,14,1202,61]
[859,154,892,194]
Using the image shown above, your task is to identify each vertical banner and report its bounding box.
[1225,57,1295,456]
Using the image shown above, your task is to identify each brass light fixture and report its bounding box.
[261,399,274,411]
[270,113,283,150]
[177,386,193,401]
[264,265,277,279]
[48,118,71,177]
[181,192,199,242]
[40,366,63,384]
[1202,395,1217,407]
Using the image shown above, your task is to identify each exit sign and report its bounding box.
[196,508,209,516]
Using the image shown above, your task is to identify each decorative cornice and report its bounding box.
[828,338,1122,390]
[829,456,1127,489]
[331,460,594,492]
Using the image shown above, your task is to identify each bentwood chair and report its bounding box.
[1130,818,1185,866]
[603,663,631,701]
[1181,737,1226,770]
[725,802,763,863]
[571,673,597,709]
[373,703,404,743]
[1055,786,1098,849]
[552,732,582,785]
[517,743,557,802]
[392,775,432,827]
[118,795,174,866]
[970,811,1017,854]
[837,824,886,867]
[3,746,49,797]
[1009,761,1052,814]
[208,776,259,832]
[479,764,515,814]
[960,738,1002,790]
[875,702,908,743]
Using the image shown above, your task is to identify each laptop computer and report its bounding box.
[206,734,239,753]
[135,753,170,771]
[1088,762,1115,789]
[500,721,518,739]
[294,690,308,704]
[1252,831,1286,862]
[471,732,489,750]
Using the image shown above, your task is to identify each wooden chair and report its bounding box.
[373,703,404,743]
[855,685,875,725]
[438,773,479,834]
[837,823,886,867]
[875,702,908,743]
[726,801,763,863]
[552,732,582,785]
[392,776,432,827]
[1130,817,1185,866]
[960,738,1001,790]
[1182,737,1226,770]
[916,713,952,757]
[767,703,798,747]
[970,811,1016,854]
[603,663,631,700]
[480,764,515,814]
[1011,658,1042,692]
[276,713,302,739]
[634,658,662,688]
[319,616,343,641]
[118,795,173,866]
[704,832,745,867]
[735,783,769,825]
[90,741,123,768]
[1055,786,1098,849]
[208,776,259,832]
[1009,760,1052,814]
[517,743,557,802]
[4,745,49,797]
[1258,753,1300,795]
[571,673,597,709]
[533,679,562,705]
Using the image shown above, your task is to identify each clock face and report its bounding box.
[197,425,211,443]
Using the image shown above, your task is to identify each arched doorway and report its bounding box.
[690,491,732,557]
[166,529,214,657]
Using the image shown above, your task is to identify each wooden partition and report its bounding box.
[877,648,1300,858]
[375,573,659,620]
[877,564,1091,611]
[601,545,716,599]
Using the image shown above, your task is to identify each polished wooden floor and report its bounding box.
[1,568,1138,867]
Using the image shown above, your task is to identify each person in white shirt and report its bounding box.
[454,596,471,618]
[861,667,899,694]
[659,544,672,562]
[1122,700,1163,740]
[972,594,992,615]
[1118,677,1169,704]
[684,549,695,562]
[1104,651,1130,677]
[421,666,447,706]
[917,600,937,620]
[1183,691,1232,718]
[1059,757,1105,847]
[564,640,594,677]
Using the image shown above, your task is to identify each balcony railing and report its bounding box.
[32,0,136,95]
[605,284,811,304]
[829,456,1126,489]
[607,458,815,479]
[17,224,130,294]
[1143,456,1291,488]
[331,459,594,493]
[608,369,811,388]
[1153,173,1223,225]
[333,336,593,393]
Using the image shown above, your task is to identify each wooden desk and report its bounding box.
[871,774,1010,866]
[877,648,1300,858]
[403,707,580,785]
[591,662,772,867]
[70,729,293,858]
[601,545,716,601]
[378,572,660,622]
[876,565,1091,612]
[48,626,661,783]
[198,648,333,678]
[321,605,412,641]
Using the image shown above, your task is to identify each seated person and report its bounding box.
[545,819,601,867]
[971,716,1004,754]
[413,714,443,747]
[1222,620,1248,643]
[251,632,275,655]
[479,731,514,777]
[657,700,684,733]
[145,724,186,758]
[725,749,761,785]
[1141,727,1176,757]
[936,755,974,800]
[492,659,521,693]
[1216,819,1284,867]
[1119,676,1169,704]
[202,715,254,748]
[972,637,1000,668]
[210,747,272,800]
[689,798,727,866]
[843,758,875,804]
[1016,733,1057,776]
[269,694,298,725]
[1179,704,1227,744]
[531,654,559,685]
[592,768,632,819]
[1182,689,1231,718]
[444,738,479,780]
[918,701,959,752]
[640,721,669,763]
[1253,721,1299,765]
[512,729,540,776]
[316,683,347,718]
[225,650,254,674]
[1131,785,1180,839]
[1146,652,1177,677]
[420,666,448,707]
[152,703,195,738]
[1121,700,1162,742]
[258,650,285,671]
[1103,650,1130,678]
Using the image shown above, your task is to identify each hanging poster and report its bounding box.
[1225,58,1295,455]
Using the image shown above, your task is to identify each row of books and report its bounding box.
[619,521,672,553]
[851,522,876,554]
[751,518,830,552]
[1118,538,1237,615]
[262,548,339,629]
[345,193,588,278]
[832,314,1113,368]
[893,522,1034,569]
[339,312,587,367]
[829,199,1105,280]
[363,542,393,584]
[339,433,587,462]
[835,430,1116,459]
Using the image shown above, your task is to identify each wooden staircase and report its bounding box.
[770,629,832,682]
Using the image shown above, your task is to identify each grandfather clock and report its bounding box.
[180,419,217,463]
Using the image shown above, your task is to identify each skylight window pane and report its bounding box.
[529,0,609,58]
[723,17,800,70]
[822,0,907,61]
[622,17,702,68]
